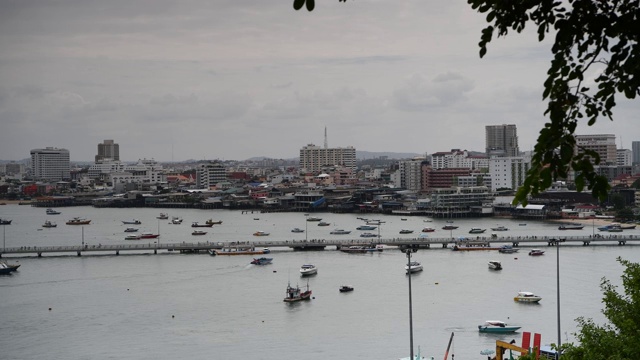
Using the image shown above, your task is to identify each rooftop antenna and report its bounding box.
[324,126,328,149]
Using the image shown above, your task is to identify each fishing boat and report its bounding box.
[306,217,322,222]
[42,220,57,228]
[339,285,354,293]
[291,228,305,233]
[46,208,61,215]
[0,261,20,274]
[442,225,458,230]
[283,281,312,302]
[528,249,545,256]
[514,291,542,303]
[478,320,521,333]
[66,217,90,225]
[488,261,502,270]
[250,257,273,265]
[157,213,169,220]
[360,232,379,238]
[253,230,270,236]
[469,228,486,234]
[356,225,377,230]
[498,245,519,254]
[125,234,141,240]
[191,222,214,228]
[205,219,223,225]
[191,230,207,236]
[299,264,318,276]
[122,219,141,225]
[558,223,584,230]
[421,227,436,232]
[399,229,414,234]
[317,221,331,226]
[124,227,138,232]
[366,220,385,225]
[405,261,423,274]
[330,229,351,235]
[139,233,160,239]
[491,226,509,231]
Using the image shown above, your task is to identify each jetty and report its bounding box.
[1,233,639,258]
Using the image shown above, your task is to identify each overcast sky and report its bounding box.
[1,1,638,162]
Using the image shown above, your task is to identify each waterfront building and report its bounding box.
[617,149,632,166]
[196,162,227,189]
[421,166,471,192]
[95,139,120,162]
[428,186,494,208]
[486,124,519,157]
[299,144,356,172]
[30,147,70,181]
[489,156,532,191]
[575,134,617,165]
[633,141,640,165]
[398,158,424,192]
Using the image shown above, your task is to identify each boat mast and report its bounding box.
[443,332,454,360]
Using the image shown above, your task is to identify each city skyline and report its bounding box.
[1,1,639,162]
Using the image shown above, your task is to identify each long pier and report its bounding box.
[1,234,639,258]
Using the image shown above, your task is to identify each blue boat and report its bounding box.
[478,320,521,333]
[250,257,273,265]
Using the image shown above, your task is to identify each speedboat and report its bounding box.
[122,219,141,225]
[46,208,61,215]
[157,213,169,220]
[488,261,502,270]
[299,264,318,276]
[124,227,138,232]
[317,221,331,226]
[66,217,90,225]
[405,261,423,274]
[356,225,377,230]
[422,227,435,232]
[514,291,542,303]
[191,230,207,236]
[253,231,270,236]
[250,257,273,265]
[191,222,214,228]
[442,225,458,230]
[42,220,57,228]
[529,249,545,256]
[339,285,354,292]
[498,245,519,254]
[478,320,521,333]
[399,229,414,234]
[469,228,486,234]
[330,229,351,235]
[491,226,509,231]
[360,232,379,238]
[0,261,20,274]
[139,233,160,239]
[125,234,141,240]
[291,228,305,233]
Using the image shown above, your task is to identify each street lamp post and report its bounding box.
[556,238,565,359]
[403,245,418,360]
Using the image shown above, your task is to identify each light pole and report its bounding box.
[556,238,565,359]
[403,245,418,360]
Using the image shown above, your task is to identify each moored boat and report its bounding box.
[442,225,458,230]
[66,217,90,225]
[0,218,12,225]
[356,225,377,230]
[191,230,207,235]
[478,320,521,333]
[488,261,502,270]
[422,227,435,232]
[330,229,351,235]
[339,285,354,293]
[317,221,330,226]
[212,247,265,256]
[170,217,183,224]
[283,281,312,302]
[46,208,61,215]
[0,261,20,274]
[528,249,545,256]
[291,228,305,233]
[405,261,423,274]
[250,257,273,265]
[157,213,169,220]
[558,223,584,230]
[469,228,486,234]
[122,219,141,225]
[498,245,519,254]
[399,229,414,234]
[124,227,138,232]
[360,232,379,238]
[340,246,368,254]
[491,226,509,231]
[191,222,214,228]
[42,220,57,228]
[514,291,542,303]
[299,264,318,276]
[306,217,322,222]
[253,230,270,236]
[139,233,160,239]
[125,234,141,240]
[205,219,223,225]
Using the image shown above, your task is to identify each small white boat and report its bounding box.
[157,213,169,219]
[124,227,138,232]
[299,264,318,276]
[125,234,141,240]
[399,229,414,234]
[514,291,542,303]
[291,228,305,233]
[488,261,502,270]
[491,226,509,231]
[122,219,141,225]
[46,208,61,215]
[405,261,423,274]
[330,229,351,235]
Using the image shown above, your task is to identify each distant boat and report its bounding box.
[360,232,379,238]
[399,229,414,234]
[122,219,141,225]
[340,246,368,254]
[488,261,502,270]
[469,228,486,234]
[139,233,160,239]
[330,229,351,235]
[356,225,377,230]
[498,245,519,254]
[317,222,331,226]
[491,226,509,231]
[253,231,270,236]
[205,219,223,225]
[291,228,305,233]
[124,227,138,232]
[170,217,183,224]
[299,264,318,276]
[191,230,207,236]
[558,224,584,230]
[478,320,521,333]
[210,247,265,256]
[519,223,527,226]
[442,225,458,230]
[405,261,423,274]
[528,249,545,256]
[514,291,542,303]
[283,281,312,302]
[0,261,20,275]
[125,234,141,240]
[191,222,214,228]
[306,217,322,222]
[339,285,354,293]
[250,257,273,265]
[0,219,13,225]
[66,217,90,225]
[46,208,61,215]
[157,213,169,220]
[422,227,436,232]
[42,220,57,228]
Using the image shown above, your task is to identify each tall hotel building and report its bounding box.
[30,147,70,181]
[632,141,640,165]
[485,124,519,157]
[299,144,356,172]
[96,139,120,162]
[575,134,617,165]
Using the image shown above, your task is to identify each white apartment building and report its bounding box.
[30,147,70,181]
[398,159,424,192]
[430,150,489,170]
[196,162,227,189]
[299,144,356,172]
[107,159,166,185]
[489,156,531,191]
[575,134,617,165]
[617,149,632,166]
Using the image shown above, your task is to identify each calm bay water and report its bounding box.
[1,205,639,359]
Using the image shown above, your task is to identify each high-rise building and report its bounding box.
[617,149,632,166]
[632,141,640,165]
[485,124,519,157]
[30,147,70,181]
[398,158,424,192]
[196,162,227,189]
[299,144,356,172]
[96,139,120,163]
[489,156,531,191]
[575,134,617,165]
